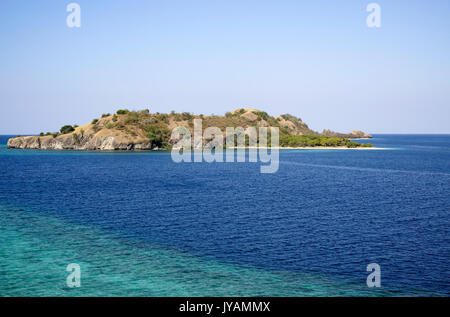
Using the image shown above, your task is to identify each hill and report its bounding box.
[7,108,372,150]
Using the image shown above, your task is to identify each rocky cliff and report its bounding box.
[7,115,153,150]
[7,133,152,151]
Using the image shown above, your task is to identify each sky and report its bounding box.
[0,0,449,134]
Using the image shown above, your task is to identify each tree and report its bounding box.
[60,125,75,134]
[146,125,170,148]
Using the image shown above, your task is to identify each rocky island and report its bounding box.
[7,108,372,150]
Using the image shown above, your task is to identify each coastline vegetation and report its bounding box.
[20,108,373,149]
[279,135,372,148]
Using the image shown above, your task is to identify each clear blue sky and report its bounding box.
[0,0,449,134]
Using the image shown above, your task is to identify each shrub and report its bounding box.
[91,119,99,124]
[146,125,170,148]
[124,111,139,124]
[112,114,118,122]
[92,124,101,133]
[73,133,80,144]
[60,125,75,134]
[105,123,115,129]
[39,132,44,136]
[280,126,290,134]
[254,111,269,121]
[282,113,300,122]
[158,114,169,123]
[148,117,158,124]
[116,109,129,115]
[181,112,193,120]
[101,113,111,118]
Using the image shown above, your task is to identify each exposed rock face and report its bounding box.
[348,130,372,138]
[7,134,152,151]
[275,114,314,136]
[322,129,372,139]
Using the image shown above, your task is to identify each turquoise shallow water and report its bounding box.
[0,134,449,296]
[0,204,394,297]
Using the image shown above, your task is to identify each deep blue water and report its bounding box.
[0,134,449,296]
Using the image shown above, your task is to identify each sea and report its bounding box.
[0,134,448,296]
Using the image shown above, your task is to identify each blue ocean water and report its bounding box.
[0,134,449,296]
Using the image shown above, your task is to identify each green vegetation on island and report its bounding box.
[10,107,373,150]
[279,135,373,148]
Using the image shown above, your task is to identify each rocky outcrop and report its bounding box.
[275,114,315,136]
[7,134,153,151]
[322,129,372,139]
[348,130,372,138]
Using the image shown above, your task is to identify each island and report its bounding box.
[7,108,373,150]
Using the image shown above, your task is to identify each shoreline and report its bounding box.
[227,146,386,150]
[5,146,388,152]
